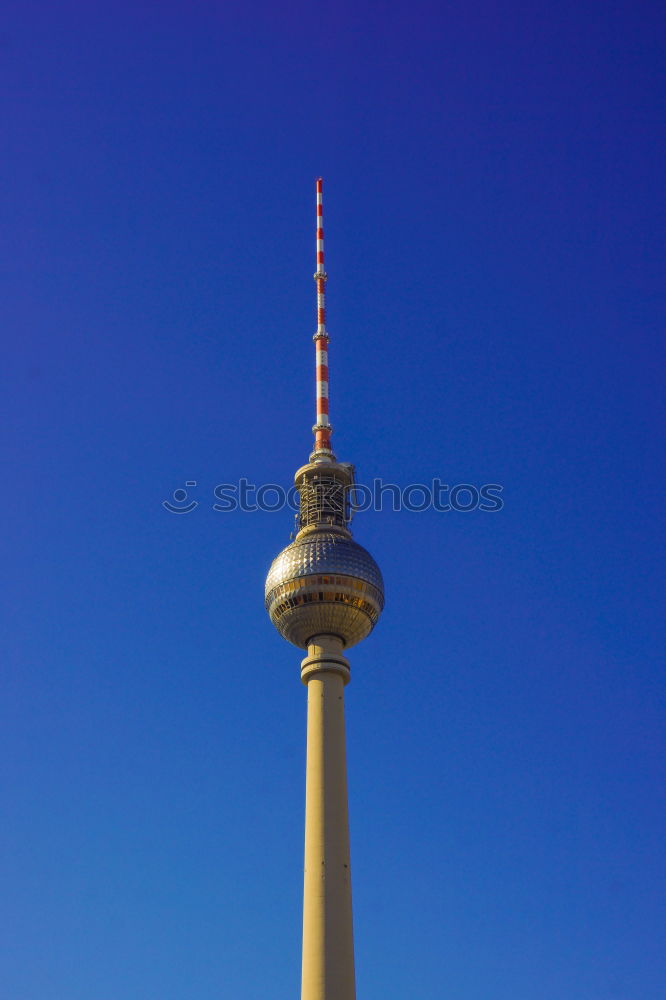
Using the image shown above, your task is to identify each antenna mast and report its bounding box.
[312,178,333,459]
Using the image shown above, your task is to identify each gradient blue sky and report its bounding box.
[3,2,665,998]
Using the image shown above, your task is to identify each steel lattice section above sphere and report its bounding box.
[265,528,385,649]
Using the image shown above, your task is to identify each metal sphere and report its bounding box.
[265,529,384,649]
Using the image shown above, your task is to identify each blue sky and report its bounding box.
[3,1,665,997]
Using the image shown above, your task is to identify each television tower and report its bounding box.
[265,179,384,1000]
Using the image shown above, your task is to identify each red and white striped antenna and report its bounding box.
[312,177,333,459]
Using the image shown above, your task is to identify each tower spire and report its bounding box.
[313,178,333,459]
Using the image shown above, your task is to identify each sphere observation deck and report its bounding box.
[265,526,384,649]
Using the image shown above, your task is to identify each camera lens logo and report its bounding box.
[163,481,198,513]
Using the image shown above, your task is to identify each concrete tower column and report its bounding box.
[300,634,356,1000]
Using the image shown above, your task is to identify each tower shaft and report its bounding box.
[301,636,356,1000]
